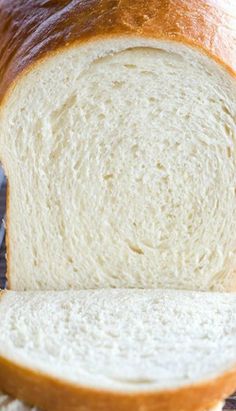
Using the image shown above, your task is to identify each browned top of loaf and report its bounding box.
[0,0,235,104]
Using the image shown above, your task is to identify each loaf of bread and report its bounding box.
[0,0,236,292]
[0,289,235,411]
[0,1,236,410]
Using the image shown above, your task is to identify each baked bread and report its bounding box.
[0,289,235,411]
[0,0,236,291]
[0,1,236,410]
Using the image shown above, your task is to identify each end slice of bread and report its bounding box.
[0,289,235,411]
[2,40,236,292]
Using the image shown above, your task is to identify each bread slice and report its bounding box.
[0,289,235,411]
[0,1,236,292]
[0,393,225,411]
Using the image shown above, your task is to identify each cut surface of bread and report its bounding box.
[0,1,236,291]
[0,289,235,411]
[1,40,236,291]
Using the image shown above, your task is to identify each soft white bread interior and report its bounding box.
[0,289,235,394]
[1,39,236,291]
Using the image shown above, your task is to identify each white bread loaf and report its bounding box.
[0,289,235,411]
[0,1,235,410]
[0,0,236,292]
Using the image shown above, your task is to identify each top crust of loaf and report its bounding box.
[0,0,235,106]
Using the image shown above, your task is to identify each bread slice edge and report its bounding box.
[0,332,235,411]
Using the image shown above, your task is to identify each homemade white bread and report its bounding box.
[0,0,236,291]
[0,1,236,409]
[0,289,235,411]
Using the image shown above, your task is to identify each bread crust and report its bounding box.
[0,0,235,108]
[0,354,235,411]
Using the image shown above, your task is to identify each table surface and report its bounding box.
[0,178,235,410]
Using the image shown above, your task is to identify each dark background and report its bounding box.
[0,173,6,289]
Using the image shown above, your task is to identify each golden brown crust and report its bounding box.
[0,354,235,411]
[0,0,235,107]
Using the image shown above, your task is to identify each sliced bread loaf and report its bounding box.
[0,0,236,291]
[0,1,235,409]
[0,289,235,411]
